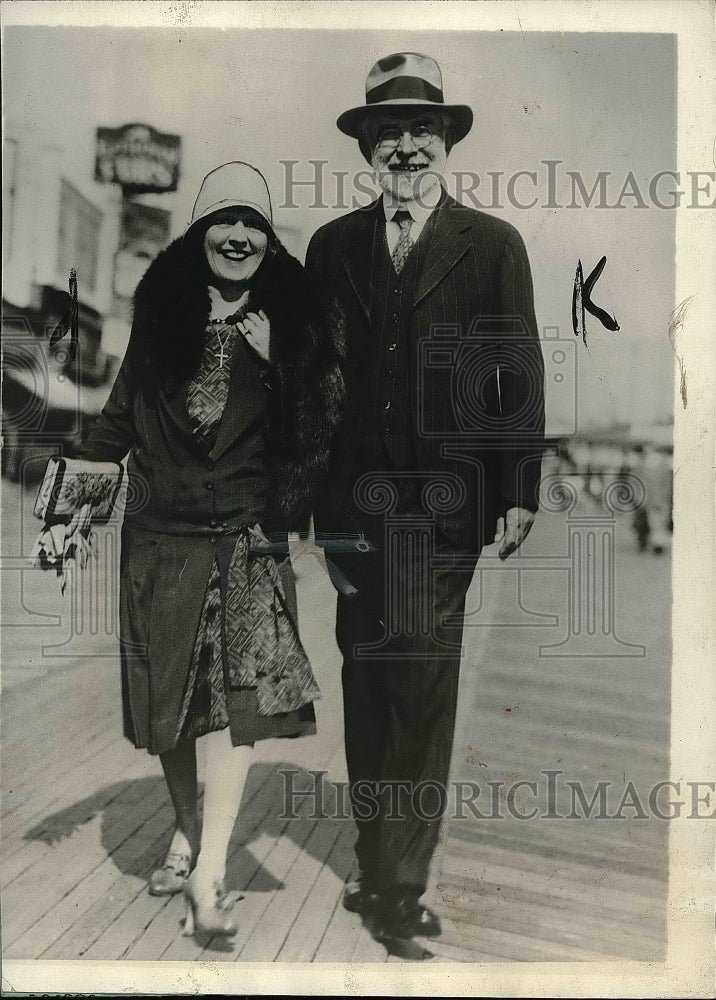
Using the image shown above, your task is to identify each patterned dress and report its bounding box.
[175,321,320,742]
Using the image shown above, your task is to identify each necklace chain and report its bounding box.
[208,313,243,326]
[207,300,249,326]
[212,326,236,369]
[206,301,247,368]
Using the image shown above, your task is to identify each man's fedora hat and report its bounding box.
[337,52,473,143]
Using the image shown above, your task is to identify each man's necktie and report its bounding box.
[391,210,415,275]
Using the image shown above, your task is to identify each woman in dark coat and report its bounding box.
[80,161,344,937]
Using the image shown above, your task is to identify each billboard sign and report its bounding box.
[95,123,181,194]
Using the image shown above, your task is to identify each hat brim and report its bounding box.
[337,101,473,143]
[185,199,273,234]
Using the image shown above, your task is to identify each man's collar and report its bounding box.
[383,183,443,225]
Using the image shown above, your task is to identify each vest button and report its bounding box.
[392,313,399,323]
[388,343,397,351]
[384,401,391,410]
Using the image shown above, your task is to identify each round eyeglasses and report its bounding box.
[375,126,439,151]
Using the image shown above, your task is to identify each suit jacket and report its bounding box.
[305,191,545,548]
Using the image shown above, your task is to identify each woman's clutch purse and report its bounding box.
[33,458,124,592]
[34,457,124,525]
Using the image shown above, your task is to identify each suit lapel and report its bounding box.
[340,200,382,319]
[414,194,473,306]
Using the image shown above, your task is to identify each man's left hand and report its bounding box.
[494,507,535,560]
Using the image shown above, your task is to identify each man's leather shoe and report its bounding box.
[342,878,380,914]
[368,895,442,940]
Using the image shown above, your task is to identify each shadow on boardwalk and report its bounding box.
[22,762,348,894]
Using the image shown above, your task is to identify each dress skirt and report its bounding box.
[119,523,317,755]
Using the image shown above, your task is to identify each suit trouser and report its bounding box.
[332,523,480,898]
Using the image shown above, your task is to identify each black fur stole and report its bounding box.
[128,237,345,529]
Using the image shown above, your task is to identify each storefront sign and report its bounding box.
[95,123,181,194]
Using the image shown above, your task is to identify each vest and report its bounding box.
[353,215,434,472]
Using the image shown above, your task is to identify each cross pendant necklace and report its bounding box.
[213,329,232,369]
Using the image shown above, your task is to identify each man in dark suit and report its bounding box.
[306,52,545,942]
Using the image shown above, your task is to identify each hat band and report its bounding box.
[366,76,444,106]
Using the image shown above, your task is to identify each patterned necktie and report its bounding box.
[391,210,415,275]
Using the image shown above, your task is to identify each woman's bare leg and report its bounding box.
[193,727,253,887]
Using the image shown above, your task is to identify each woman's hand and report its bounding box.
[32,503,95,591]
[238,310,271,362]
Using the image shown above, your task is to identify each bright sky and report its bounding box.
[4,24,677,433]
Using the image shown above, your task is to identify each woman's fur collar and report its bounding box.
[129,237,345,529]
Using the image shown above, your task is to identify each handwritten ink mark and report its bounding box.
[572,256,620,345]
[572,260,586,344]
[49,268,79,361]
[583,256,620,332]
[668,296,693,409]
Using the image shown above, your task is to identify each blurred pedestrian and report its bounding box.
[640,447,672,553]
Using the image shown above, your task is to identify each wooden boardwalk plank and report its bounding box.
[237,805,343,961]
[2,716,118,818]
[311,890,365,963]
[445,828,667,880]
[275,822,355,962]
[2,769,169,950]
[2,659,118,786]
[37,817,173,963]
[1,739,149,881]
[347,921,389,963]
[4,802,174,959]
[116,893,184,962]
[426,882,664,962]
[445,823,667,884]
[1,747,160,899]
[439,853,665,917]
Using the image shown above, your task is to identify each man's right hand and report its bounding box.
[494,506,535,560]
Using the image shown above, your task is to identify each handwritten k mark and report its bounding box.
[572,256,619,345]
[49,268,79,360]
